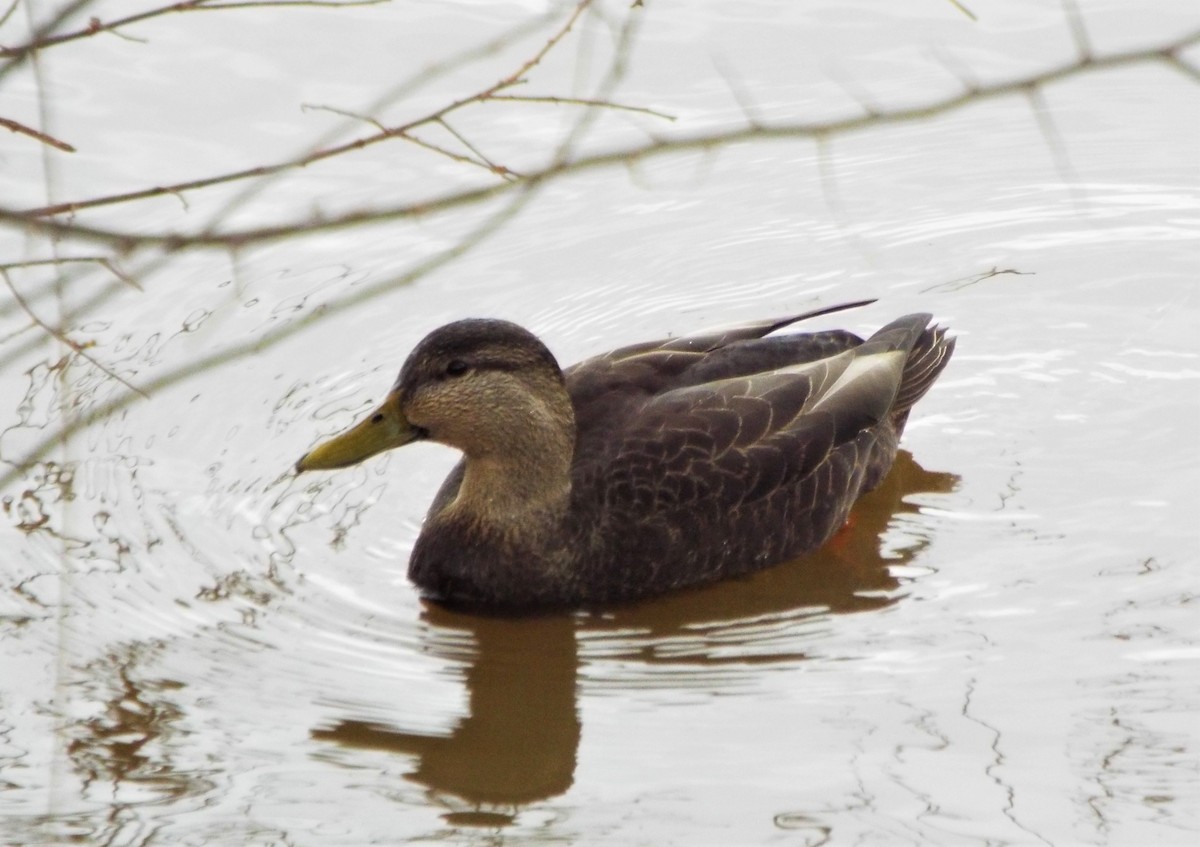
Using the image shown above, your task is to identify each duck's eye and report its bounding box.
[445,359,470,378]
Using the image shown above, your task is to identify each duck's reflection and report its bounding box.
[312,613,579,808]
[311,451,956,812]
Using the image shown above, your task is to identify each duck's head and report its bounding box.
[295,319,571,474]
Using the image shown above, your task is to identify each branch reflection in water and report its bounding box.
[309,451,956,822]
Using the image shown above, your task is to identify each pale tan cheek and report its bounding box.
[403,390,443,432]
[406,386,477,445]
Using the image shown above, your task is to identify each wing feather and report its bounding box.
[572,310,954,531]
[595,345,915,513]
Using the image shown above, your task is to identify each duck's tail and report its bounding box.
[863,315,955,432]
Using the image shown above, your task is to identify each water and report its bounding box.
[2,0,1198,844]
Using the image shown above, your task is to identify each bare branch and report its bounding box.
[0,178,548,488]
[487,94,675,121]
[1060,0,1094,61]
[4,28,1195,250]
[491,0,593,91]
[824,62,882,118]
[711,53,766,128]
[17,0,599,219]
[0,256,138,292]
[1025,85,1085,210]
[1163,52,1200,83]
[0,0,645,487]
[302,101,517,177]
[0,0,20,29]
[0,0,389,62]
[0,270,148,399]
[0,116,75,151]
[299,102,387,134]
[945,0,977,22]
[931,46,981,94]
[436,117,519,181]
[0,0,96,86]
[411,131,519,178]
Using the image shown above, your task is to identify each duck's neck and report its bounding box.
[449,393,575,527]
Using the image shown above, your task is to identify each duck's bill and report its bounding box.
[295,392,417,473]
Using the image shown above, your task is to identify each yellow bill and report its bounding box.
[295,391,417,473]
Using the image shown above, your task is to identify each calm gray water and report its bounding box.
[2,1,1198,845]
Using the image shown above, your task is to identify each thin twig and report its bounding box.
[1060,0,1094,61]
[0,270,149,399]
[0,323,37,346]
[1163,53,1200,82]
[7,28,1195,249]
[0,116,75,151]
[0,0,389,61]
[825,62,882,118]
[494,0,592,90]
[0,3,603,373]
[20,0,601,219]
[0,256,138,294]
[931,45,980,94]
[0,0,95,84]
[436,117,518,180]
[0,180,546,487]
[219,4,580,224]
[711,53,765,128]
[1026,85,1086,210]
[945,0,977,22]
[300,102,387,133]
[303,100,518,177]
[0,0,635,487]
[409,130,521,178]
[0,0,20,30]
[487,94,675,121]
[190,0,595,229]
[921,267,1034,293]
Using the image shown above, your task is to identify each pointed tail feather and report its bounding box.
[855,313,954,429]
[658,298,879,353]
[893,323,955,426]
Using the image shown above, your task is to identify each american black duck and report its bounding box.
[295,301,954,613]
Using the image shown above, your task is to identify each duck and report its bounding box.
[295,300,954,613]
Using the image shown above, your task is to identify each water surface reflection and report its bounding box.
[310,452,956,817]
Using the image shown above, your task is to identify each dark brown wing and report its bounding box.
[573,313,950,515]
[566,300,877,466]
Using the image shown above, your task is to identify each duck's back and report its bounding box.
[562,312,954,604]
